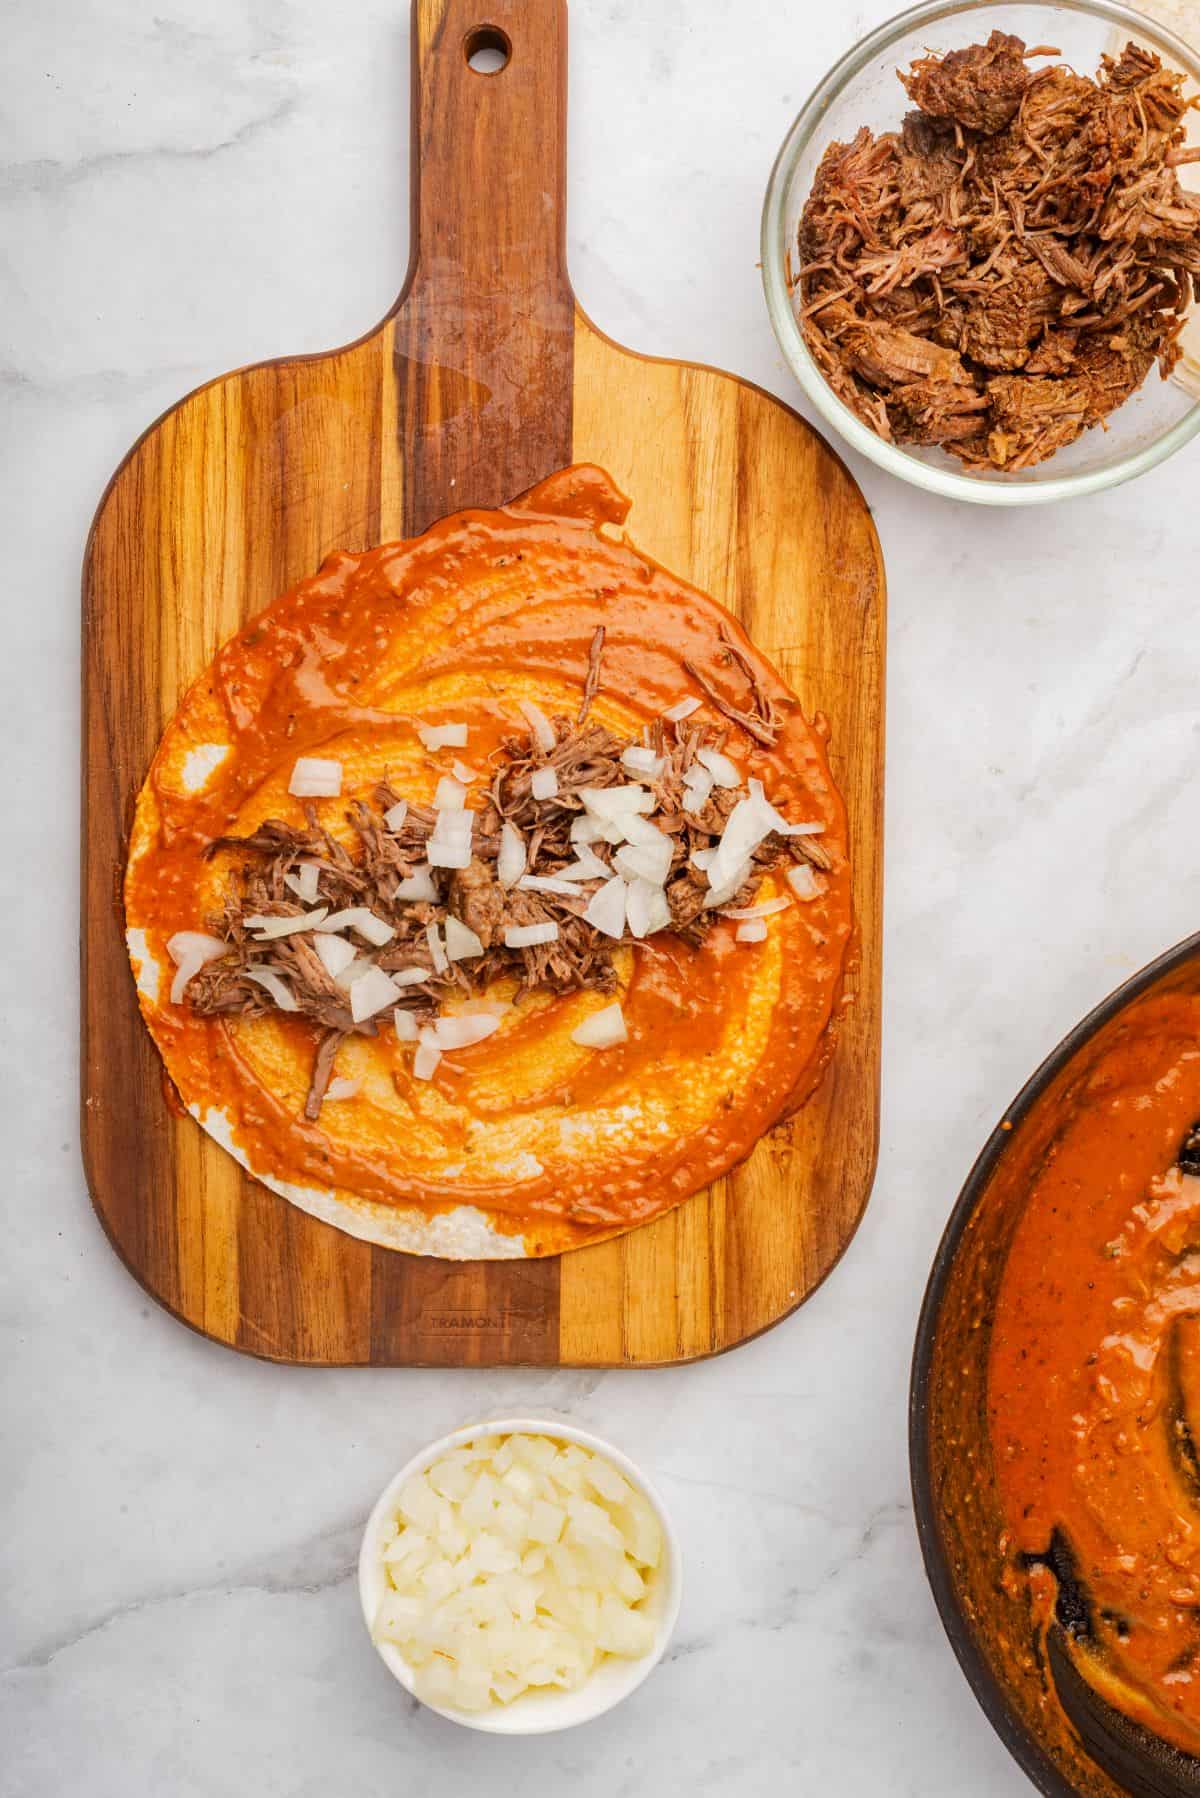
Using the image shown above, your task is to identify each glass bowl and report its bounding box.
[761,0,1200,505]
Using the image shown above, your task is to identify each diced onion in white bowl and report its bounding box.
[288,756,342,798]
[571,1002,627,1049]
[366,1429,669,1718]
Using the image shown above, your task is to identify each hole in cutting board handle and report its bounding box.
[465,25,511,73]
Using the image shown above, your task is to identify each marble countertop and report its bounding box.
[3,1,1197,1791]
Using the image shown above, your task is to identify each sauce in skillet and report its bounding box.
[989,993,1200,1753]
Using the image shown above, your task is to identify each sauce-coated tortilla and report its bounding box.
[125,466,853,1257]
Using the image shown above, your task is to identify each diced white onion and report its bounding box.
[720,895,791,921]
[736,919,769,943]
[334,956,374,991]
[579,785,653,822]
[690,847,715,872]
[393,1008,419,1042]
[681,766,715,814]
[433,1014,502,1051]
[417,722,469,751]
[426,922,449,974]
[663,695,701,722]
[384,799,409,832]
[413,1035,442,1080]
[570,814,605,846]
[746,778,824,838]
[696,746,739,788]
[244,907,329,940]
[312,933,357,980]
[349,965,402,1023]
[559,844,609,881]
[707,795,774,888]
[787,864,822,901]
[435,775,468,810]
[519,874,584,897]
[450,761,477,785]
[614,841,673,887]
[165,931,228,1005]
[283,862,320,905]
[518,700,557,754]
[571,1002,628,1049]
[621,746,665,779]
[444,916,484,961]
[583,874,627,940]
[371,1431,662,1713]
[288,756,342,798]
[325,1077,361,1102]
[243,969,299,1012]
[497,820,526,889]
[504,922,560,948]
[428,838,472,870]
[531,766,559,800]
[391,966,430,987]
[703,860,753,909]
[395,863,438,902]
[625,877,672,939]
[316,907,395,946]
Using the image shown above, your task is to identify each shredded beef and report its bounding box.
[799,37,1200,471]
[180,700,828,1114]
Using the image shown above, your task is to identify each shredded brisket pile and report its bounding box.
[798,36,1200,471]
[183,650,825,1118]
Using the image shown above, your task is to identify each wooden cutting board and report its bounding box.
[82,0,885,1366]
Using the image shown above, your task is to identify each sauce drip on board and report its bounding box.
[988,994,1200,1753]
[125,465,853,1256]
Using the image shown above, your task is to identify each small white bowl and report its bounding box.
[358,1417,682,1734]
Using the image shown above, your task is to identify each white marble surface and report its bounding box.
[2,1,1197,1792]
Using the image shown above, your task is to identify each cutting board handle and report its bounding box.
[408,0,570,304]
[398,0,575,530]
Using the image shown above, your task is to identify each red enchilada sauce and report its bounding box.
[988,993,1200,1753]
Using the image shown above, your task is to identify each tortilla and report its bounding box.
[125,465,853,1257]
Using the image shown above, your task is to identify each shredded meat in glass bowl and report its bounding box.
[762,0,1200,504]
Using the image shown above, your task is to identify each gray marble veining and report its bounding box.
[4,1,1198,1791]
